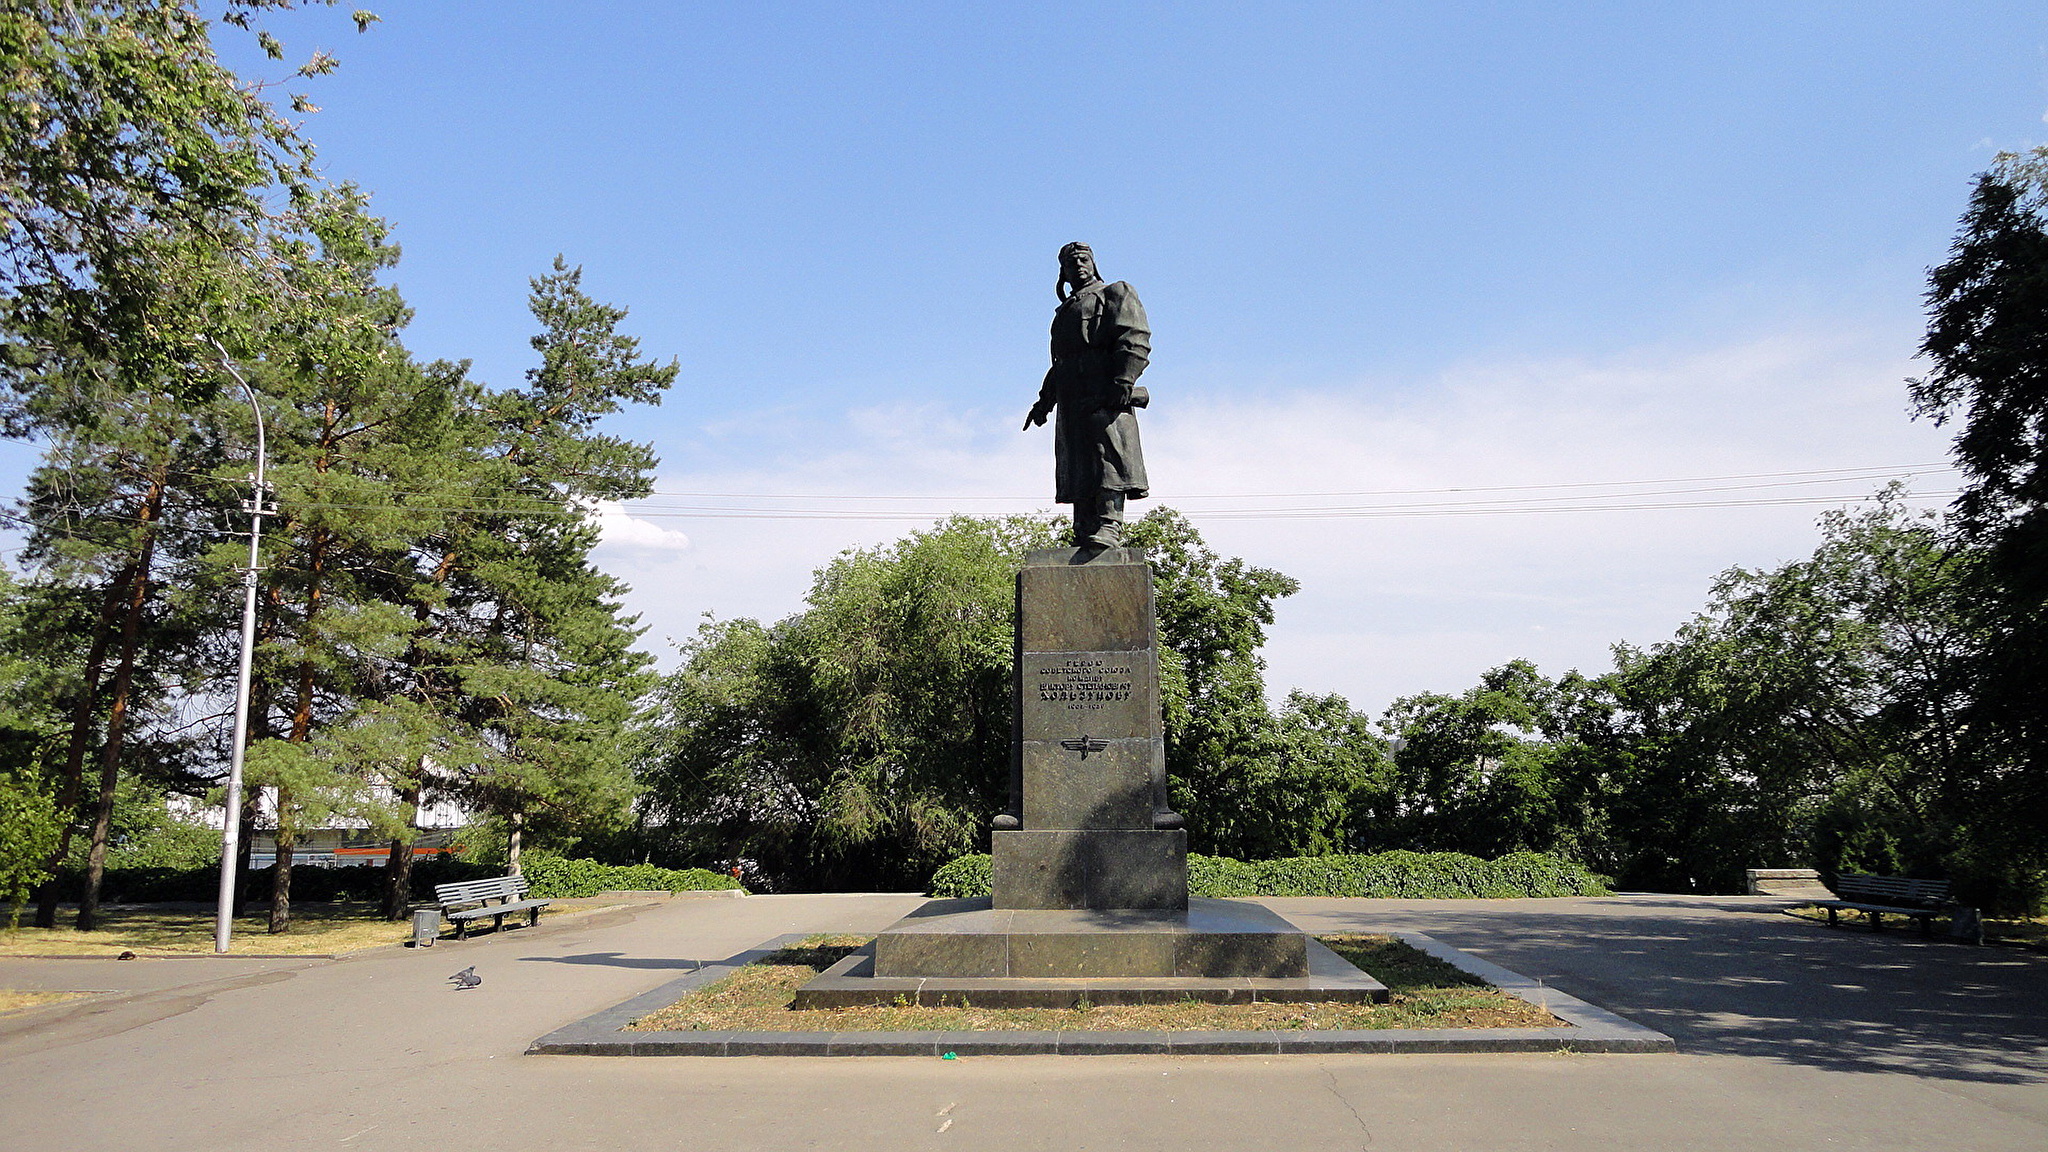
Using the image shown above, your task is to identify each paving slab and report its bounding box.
[1,892,2043,1152]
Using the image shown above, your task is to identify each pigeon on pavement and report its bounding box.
[448,966,481,989]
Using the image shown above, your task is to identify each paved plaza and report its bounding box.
[1,892,2043,1152]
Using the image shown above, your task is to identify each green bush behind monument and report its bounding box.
[518,853,743,898]
[928,850,1609,900]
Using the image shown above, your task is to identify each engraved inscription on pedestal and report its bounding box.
[1022,652,1156,741]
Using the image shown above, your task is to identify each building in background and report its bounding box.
[172,788,473,868]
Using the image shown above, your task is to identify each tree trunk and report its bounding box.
[382,838,416,920]
[78,476,165,931]
[507,808,524,875]
[233,624,274,920]
[268,794,293,934]
[272,520,327,935]
[232,782,258,919]
[31,570,127,928]
[382,780,420,920]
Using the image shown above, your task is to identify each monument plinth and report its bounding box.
[796,548,1385,1008]
[995,546,1186,911]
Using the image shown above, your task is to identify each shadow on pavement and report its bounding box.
[516,949,753,972]
[1285,898,2048,1085]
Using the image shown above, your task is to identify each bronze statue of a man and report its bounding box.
[1023,242,1151,549]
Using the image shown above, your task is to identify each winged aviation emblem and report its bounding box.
[1059,734,1110,759]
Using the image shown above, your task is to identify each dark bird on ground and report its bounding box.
[448,966,481,989]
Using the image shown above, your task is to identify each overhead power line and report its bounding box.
[631,462,1959,502]
[3,462,1960,530]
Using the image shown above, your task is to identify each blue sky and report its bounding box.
[229,2,2044,391]
[13,3,2048,712]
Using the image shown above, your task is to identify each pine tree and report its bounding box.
[5,297,238,928]
[0,1,381,930]
[438,259,675,869]
[240,188,472,932]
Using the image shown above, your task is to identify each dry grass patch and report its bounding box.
[0,897,650,958]
[0,908,418,956]
[1787,904,2048,946]
[0,893,668,958]
[0,989,96,1014]
[628,933,1558,1033]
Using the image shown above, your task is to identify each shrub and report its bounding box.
[928,853,992,898]
[518,853,743,899]
[1245,850,1608,898]
[71,855,745,904]
[925,849,1609,899]
[57,856,501,905]
[1187,853,1261,897]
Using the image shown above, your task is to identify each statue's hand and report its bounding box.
[1023,403,1051,430]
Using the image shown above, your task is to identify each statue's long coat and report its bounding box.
[1036,279,1151,504]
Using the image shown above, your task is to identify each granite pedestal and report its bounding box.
[792,898,1385,1008]
[797,547,1379,1006]
[996,546,1184,910]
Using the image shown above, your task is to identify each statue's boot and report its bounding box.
[1077,492,1126,549]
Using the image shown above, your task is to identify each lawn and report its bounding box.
[0,899,625,957]
[627,934,1559,1033]
[0,908,421,956]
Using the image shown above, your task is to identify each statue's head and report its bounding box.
[1057,242,1099,301]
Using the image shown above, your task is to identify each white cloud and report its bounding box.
[601,323,1954,715]
[588,500,693,554]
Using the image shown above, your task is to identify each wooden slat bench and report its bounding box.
[433,875,551,940]
[1814,873,1956,938]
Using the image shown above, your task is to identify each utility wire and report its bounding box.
[3,463,1961,531]
[146,462,1959,515]
[159,460,1956,506]
[630,462,1959,502]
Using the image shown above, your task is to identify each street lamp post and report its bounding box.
[212,349,271,954]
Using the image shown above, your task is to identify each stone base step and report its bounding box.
[875,897,1311,979]
[794,933,1387,1009]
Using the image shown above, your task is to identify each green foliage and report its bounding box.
[44,856,494,906]
[1915,149,2048,547]
[1605,492,1984,895]
[1186,851,1261,896]
[636,514,1062,891]
[926,852,991,898]
[0,570,64,781]
[518,853,742,899]
[1220,850,1607,899]
[0,10,670,930]
[58,780,221,871]
[1911,148,2048,891]
[926,850,1607,900]
[0,769,63,923]
[0,0,348,392]
[1378,660,1598,861]
[412,258,673,848]
[1125,509,1326,859]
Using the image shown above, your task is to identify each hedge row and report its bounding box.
[929,850,1610,900]
[519,854,743,898]
[41,857,500,905]
[37,854,741,905]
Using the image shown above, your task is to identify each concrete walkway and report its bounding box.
[1,892,2043,1152]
